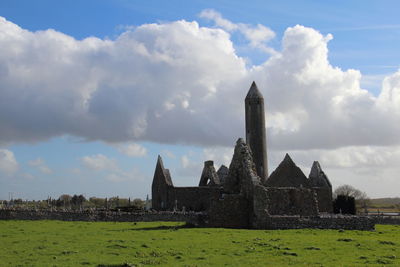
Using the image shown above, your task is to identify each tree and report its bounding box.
[334,184,370,214]
[71,194,86,209]
[57,194,72,208]
[333,195,356,215]
[334,184,363,199]
[132,198,145,210]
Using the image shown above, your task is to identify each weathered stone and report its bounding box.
[309,161,332,188]
[151,155,173,210]
[149,82,352,230]
[224,138,261,196]
[216,165,229,184]
[245,81,268,182]
[264,154,310,188]
[309,161,333,213]
[199,160,220,186]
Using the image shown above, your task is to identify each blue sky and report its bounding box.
[0,0,400,200]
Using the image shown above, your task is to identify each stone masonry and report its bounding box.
[151,82,373,230]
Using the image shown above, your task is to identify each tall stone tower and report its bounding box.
[245,81,268,182]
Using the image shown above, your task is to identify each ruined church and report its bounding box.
[152,82,334,229]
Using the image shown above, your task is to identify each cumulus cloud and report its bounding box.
[105,168,144,182]
[202,146,233,168]
[199,9,276,54]
[115,143,147,157]
[161,149,176,159]
[81,153,144,183]
[0,14,399,152]
[81,154,118,171]
[0,148,18,175]
[28,158,52,174]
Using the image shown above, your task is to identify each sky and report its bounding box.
[0,0,400,200]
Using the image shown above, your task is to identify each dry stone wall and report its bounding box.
[264,187,319,216]
[261,215,375,230]
[1,210,387,230]
[208,194,249,228]
[0,209,204,226]
[313,187,333,213]
[167,187,221,211]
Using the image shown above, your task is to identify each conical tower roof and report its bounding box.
[246,81,264,99]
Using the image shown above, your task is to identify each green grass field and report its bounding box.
[0,220,399,267]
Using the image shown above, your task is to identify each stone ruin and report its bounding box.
[151,82,371,230]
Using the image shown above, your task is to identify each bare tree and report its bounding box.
[334,184,362,199]
[334,184,370,213]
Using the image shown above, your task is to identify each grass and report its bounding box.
[0,220,399,266]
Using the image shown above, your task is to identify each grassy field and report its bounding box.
[0,220,399,267]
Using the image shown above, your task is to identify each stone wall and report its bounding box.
[264,187,319,216]
[207,194,249,228]
[0,209,204,226]
[0,210,384,230]
[261,215,375,230]
[370,216,400,225]
[167,187,221,212]
[151,156,174,210]
[313,187,333,213]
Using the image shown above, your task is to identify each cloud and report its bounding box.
[115,143,147,157]
[105,169,143,182]
[202,146,233,168]
[28,158,52,174]
[199,9,276,54]
[181,155,191,169]
[81,153,144,183]
[0,15,399,152]
[81,154,118,171]
[198,9,238,31]
[161,149,175,159]
[0,148,18,175]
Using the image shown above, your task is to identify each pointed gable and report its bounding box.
[264,154,310,188]
[199,160,221,186]
[152,155,173,187]
[309,161,332,188]
[217,165,229,184]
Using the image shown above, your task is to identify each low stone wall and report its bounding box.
[370,216,400,225]
[1,210,388,230]
[260,215,375,230]
[0,210,204,226]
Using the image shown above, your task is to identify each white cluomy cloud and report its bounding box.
[0,15,399,150]
[81,154,144,183]
[0,148,18,175]
[28,158,52,174]
[202,146,233,168]
[81,154,118,171]
[161,149,176,159]
[115,143,147,157]
[199,9,276,54]
[1,14,400,196]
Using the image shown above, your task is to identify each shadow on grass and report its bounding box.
[98,264,135,267]
[130,223,196,231]
[106,223,196,232]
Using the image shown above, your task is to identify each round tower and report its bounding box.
[245,81,268,182]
